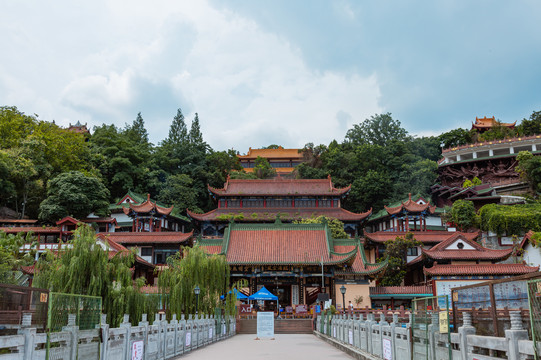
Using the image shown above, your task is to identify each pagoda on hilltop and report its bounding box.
[471,116,516,132]
[188,175,371,237]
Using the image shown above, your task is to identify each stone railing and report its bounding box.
[0,312,236,360]
[315,311,540,360]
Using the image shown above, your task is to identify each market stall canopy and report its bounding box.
[247,286,278,301]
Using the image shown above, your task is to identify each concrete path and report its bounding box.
[178,334,353,359]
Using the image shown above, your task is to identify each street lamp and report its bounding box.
[194,285,201,317]
[340,285,346,314]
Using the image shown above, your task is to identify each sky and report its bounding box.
[1,1,540,152]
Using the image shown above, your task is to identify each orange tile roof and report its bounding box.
[364,230,479,244]
[97,234,155,268]
[472,116,516,129]
[424,263,538,276]
[370,285,433,295]
[0,226,61,234]
[100,231,193,244]
[187,207,371,222]
[333,244,386,275]
[208,175,351,197]
[0,219,38,224]
[422,233,513,261]
[123,194,174,216]
[384,193,435,215]
[199,223,387,274]
[237,147,303,160]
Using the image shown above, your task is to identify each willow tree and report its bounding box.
[158,245,238,318]
[33,224,154,326]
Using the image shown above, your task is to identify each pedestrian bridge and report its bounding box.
[178,334,353,360]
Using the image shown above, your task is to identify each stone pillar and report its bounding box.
[458,312,475,360]
[99,314,109,360]
[62,314,79,360]
[505,311,529,360]
[136,314,148,360]
[18,313,36,360]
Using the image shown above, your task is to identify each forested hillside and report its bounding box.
[1,105,539,222]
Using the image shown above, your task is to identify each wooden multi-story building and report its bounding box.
[237,146,304,175]
[188,176,372,237]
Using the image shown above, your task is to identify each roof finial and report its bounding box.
[408,193,412,201]
[147,193,150,202]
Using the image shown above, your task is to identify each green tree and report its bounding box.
[347,170,392,212]
[229,170,258,180]
[378,232,421,286]
[438,128,473,150]
[158,246,235,316]
[293,216,348,238]
[33,225,153,326]
[158,174,202,213]
[517,110,541,136]
[449,199,477,230]
[39,171,110,222]
[0,232,35,284]
[90,122,151,199]
[253,156,277,179]
[516,151,541,196]
[345,113,409,147]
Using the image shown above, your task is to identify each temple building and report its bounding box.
[237,147,304,175]
[188,176,372,237]
[437,134,541,191]
[199,221,386,308]
[97,231,193,268]
[421,233,538,304]
[365,194,445,233]
[471,116,516,132]
[107,192,189,232]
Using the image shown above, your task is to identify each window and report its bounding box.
[294,199,315,207]
[228,199,240,208]
[407,247,418,256]
[154,249,178,264]
[267,198,292,207]
[243,199,264,207]
[141,247,152,256]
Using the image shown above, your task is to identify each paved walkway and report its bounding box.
[178,334,353,359]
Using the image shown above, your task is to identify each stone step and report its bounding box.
[237,319,313,334]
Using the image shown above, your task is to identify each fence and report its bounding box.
[528,278,541,360]
[315,310,539,360]
[0,312,236,360]
[0,284,48,335]
[450,272,540,338]
[47,292,102,332]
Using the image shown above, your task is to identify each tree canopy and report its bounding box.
[39,171,110,222]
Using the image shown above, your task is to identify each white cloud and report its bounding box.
[0,0,382,150]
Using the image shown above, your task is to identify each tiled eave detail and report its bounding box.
[423,263,539,276]
[187,207,371,222]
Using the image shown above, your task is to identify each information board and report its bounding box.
[185,332,191,347]
[257,312,274,338]
[132,341,144,360]
[383,338,392,360]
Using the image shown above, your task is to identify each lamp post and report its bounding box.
[194,285,200,317]
[340,285,346,314]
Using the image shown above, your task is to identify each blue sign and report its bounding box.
[315,305,321,313]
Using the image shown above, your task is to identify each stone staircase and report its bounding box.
[237,319,313,334]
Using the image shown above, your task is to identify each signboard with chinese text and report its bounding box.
[257,312,274,338]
